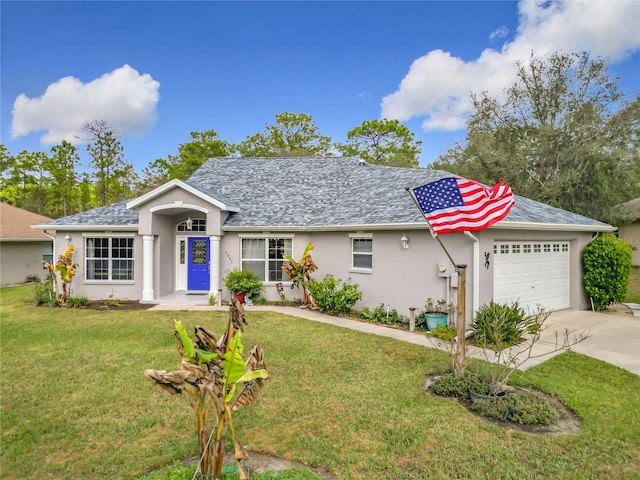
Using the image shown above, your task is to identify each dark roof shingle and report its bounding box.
[38,157,611,230]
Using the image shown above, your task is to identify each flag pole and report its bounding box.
[406,187,467,375]
[405,188,459,272]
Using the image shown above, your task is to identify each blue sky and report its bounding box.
[2,1,639,172]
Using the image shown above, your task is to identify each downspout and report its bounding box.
[463,231,480,317]
[43,230,56,255]
[42,230,56,296]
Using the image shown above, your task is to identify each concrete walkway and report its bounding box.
[148,303,640,376]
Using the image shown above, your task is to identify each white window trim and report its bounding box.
[239,234,294,284]
[82,233,135,283]
[349,232,373,273]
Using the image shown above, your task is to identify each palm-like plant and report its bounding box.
[282,242,318,308]
[144,300,268,479]
[42,245,78,304]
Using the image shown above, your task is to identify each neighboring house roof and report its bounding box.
[0,203,53,240]
[615,197,640,222]
[35,157,614,232]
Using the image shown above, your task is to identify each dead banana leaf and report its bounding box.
[194,325,219,352]
[234,441,250,480]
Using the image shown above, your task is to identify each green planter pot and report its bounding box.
[425,313,448,331]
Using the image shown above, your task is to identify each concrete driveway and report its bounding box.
[531,308,640,375]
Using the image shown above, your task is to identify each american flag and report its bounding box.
[410,177,515,235]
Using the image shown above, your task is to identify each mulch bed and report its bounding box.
[84,300,155,311]
[423,374,582,435]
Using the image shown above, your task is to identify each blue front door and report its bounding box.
[187,237,210,290]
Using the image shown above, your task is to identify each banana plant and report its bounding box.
[281,242,318,308]
[42,245,78,304]
[144,299,268,479]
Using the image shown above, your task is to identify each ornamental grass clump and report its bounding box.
[144,300,268,480]
[471,300,533,348]
[472,305,590,395]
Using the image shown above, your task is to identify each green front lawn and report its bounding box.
[1,285,639,479]
[624,266,640,303]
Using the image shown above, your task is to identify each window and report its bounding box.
[523,244,531,253]
[352,237,373,269]
[85,237,134,281]
[512,244,521,254]
[500,244,509,254]
[241,237,292,282]
[176,218,206,232]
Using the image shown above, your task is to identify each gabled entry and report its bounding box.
[187,237,210,290]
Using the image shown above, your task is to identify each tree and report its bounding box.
[46,141,80,217]
[432,52,640,223]
[81,120,130,206]
[77,172,96,212]
[337,119,421,167]
[146,129,233,184]
[237,111,332,157]
[0,149,49,213]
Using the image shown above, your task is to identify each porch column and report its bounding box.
[209,235,221,300]
[142,235,155,301]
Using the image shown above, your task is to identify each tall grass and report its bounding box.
[1,285,639,479]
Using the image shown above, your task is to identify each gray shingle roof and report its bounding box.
[38,157,611,230]
[39,200,138,227]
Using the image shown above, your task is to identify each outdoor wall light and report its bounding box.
[64,233,72,245]
[400,234,409,250]
[185,217,193,230]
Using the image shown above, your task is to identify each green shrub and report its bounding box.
[26,274,40,283]
[470,391,557,425]
[427,325,457,341]
[359,303,406,325]
[31,279,57,306]
[222,269,264,298]
[471,301,534,348]
[583,234,632,311]
[307,275,362,315]
[252,296,268,305]
[431,371,491,400]
[66,296,89,307]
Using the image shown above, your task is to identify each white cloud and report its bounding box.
[381,0,640,132]
[11,65,160,144]
[489,26,509,42]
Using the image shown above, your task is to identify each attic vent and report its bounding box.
[357,158,366,166]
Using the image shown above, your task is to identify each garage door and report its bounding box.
[493,241,570,313]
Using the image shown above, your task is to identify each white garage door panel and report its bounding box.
[493,242,570,313]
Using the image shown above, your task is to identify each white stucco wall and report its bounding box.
[0,240,52,285]
[50,231,142,301]
[219,227,595,326]
[619,223,640,266]
[47,180,596,322]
